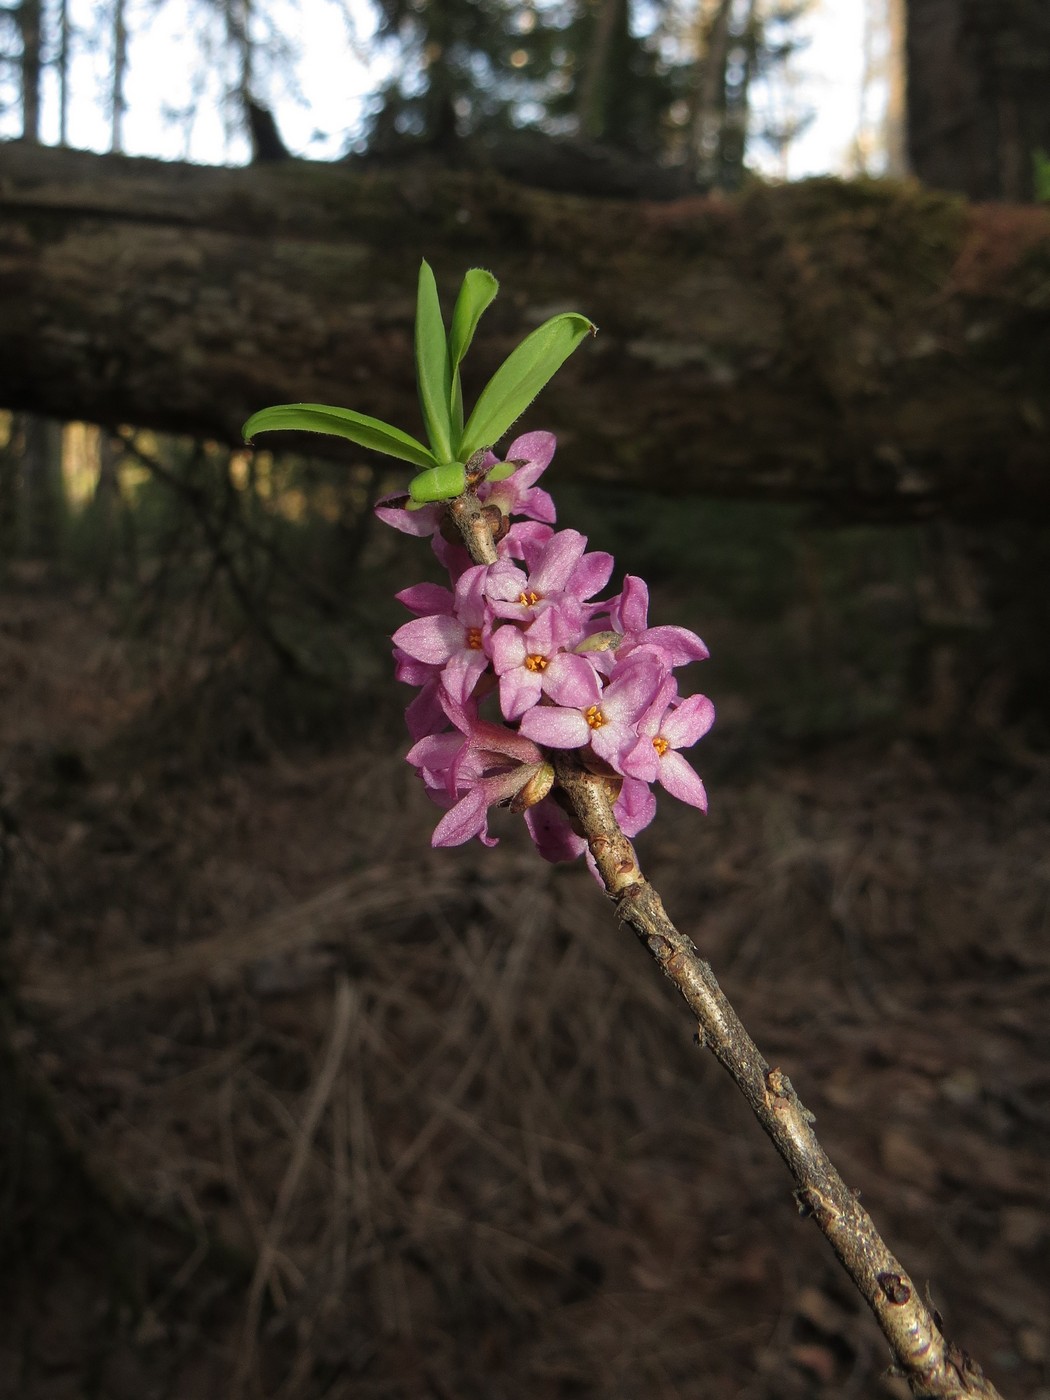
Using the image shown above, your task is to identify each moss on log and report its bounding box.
[1,140,1049,521]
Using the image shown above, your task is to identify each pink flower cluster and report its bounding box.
[376,432,714,865]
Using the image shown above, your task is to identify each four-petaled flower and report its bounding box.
[492,605,599,721]
[486,528,613,628]
[630,674,716,810]
[518,651,667,781]
[392,565,493,706]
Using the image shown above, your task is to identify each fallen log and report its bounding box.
[1,139,1049,521]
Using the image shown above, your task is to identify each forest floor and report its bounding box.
[1,574,1049,1400]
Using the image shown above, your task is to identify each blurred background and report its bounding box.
[1,2,1049,1398]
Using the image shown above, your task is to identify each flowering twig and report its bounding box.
[244,263,1006,1400]
[445,486,1004,1399]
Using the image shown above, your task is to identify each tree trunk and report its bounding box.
[56,0,71,147]
[110,0,128,154]
[576,0,625,142]
[1,140,1049,523]
[16,0,43,143]
[884,0,908,176]
[688,0,733,184]
[907,0,1050,201]
[4,412,64,558]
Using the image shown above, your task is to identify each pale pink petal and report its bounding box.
[602,654,667,722]
[375,496,441,536]
[453,564,493,624]
[441,649,490,705]
[432,788,491,846]
[531,530,587,592]
[491,624,527,674]
[656,752,708,810]
[631,627,709,666]
[542,654,601,709]
[395,581,453,616]
[618,732,661,783]
[519,706,592,748]
[485,559,529,605]
[499,666,543,720]
[661,693,716,747]
[392,614,466,664]
[615,777,658,835]
[505,430,556,470]
[617,575,649,634]
[524,799,587,863]
[500,521,555,559]
[569,550,614,600]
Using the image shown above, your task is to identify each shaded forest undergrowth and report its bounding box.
[1,576,1049,1400]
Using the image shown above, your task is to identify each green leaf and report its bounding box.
[448,268,499,441]
[409,462,467,504]
[459,312,595,460]
[415,260,453,462]
[242,403,438,470]
[449,269,498,373]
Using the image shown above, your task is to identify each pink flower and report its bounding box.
[634,683,716,810]
[407,702,549,848]
[402,669,447,741]
[518,651,667,779]
[374,433,557,560]
[486,528,614,627]
[491,606,600,721]
[374,495,442,537]
[380,425,714,862]
[392,565,494,705]
[612,575,709,668]
[481,431,558,524]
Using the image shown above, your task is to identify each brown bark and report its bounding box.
[1,139,1049,522]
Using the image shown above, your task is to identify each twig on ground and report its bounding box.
[233,976,354,1397]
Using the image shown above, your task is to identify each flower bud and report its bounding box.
[509,761,556,813]
[481,503,510,544]
[575,630,622,654]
